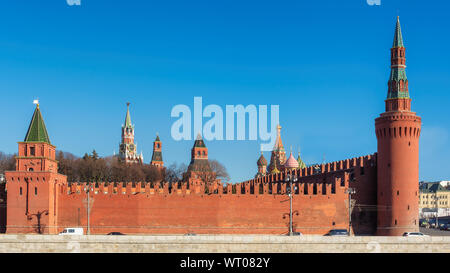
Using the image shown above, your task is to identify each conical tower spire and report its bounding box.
[393,16,404,48]
[124,102,132,128]
[386,16,411,110]
[24,101,50,143]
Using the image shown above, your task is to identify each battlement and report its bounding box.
[243,153,376,184]
[59,154,376,198]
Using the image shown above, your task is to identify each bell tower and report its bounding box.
[375,17,421,236]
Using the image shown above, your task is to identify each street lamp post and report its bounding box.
[83,183,94,235]
[285,174,298,236]
[345,187,356,236]
[435,194,439,229]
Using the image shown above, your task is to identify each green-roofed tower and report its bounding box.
[24,103,51,144]
[386,16,411,104]
[375,17,422,236]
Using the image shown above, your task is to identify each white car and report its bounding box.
[59,228,84,235]
[402,232,428,237]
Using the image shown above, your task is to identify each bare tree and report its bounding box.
[209,159,230,182]
[0,152,16,176]
[165,163,187,183]
[194,159,229,194]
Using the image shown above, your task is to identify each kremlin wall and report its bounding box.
[1,18,421,236]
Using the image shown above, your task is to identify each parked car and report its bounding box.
[59,227,84,235]
[324,229,349,236]
[419,220,429,228]
[402,232,428,237]
[439,224,450,231]
[107,232,125,235]
[184,233,196,236]
[292,232,302,236]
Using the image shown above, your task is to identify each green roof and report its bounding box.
[297,153,307,169]
[124,103,133,128]
[393,17,404,48]
[155,134,161,142]
[24,104,51,144]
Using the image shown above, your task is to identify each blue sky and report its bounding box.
[0,0,449,182]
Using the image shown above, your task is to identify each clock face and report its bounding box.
[128,144,135,151]
[120,144,126,152]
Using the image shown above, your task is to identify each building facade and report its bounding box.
[419,182,450,218]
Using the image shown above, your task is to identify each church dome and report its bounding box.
[284,153,299,169]
[257,153,267,166]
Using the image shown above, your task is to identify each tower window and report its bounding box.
[20,187,22,195]
[30,147,35,156]
[35,187,38,195]
[395,220,397,225]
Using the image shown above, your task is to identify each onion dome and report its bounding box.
[284,152,299,169]
[297,152,306,169]
[257,153,268,166]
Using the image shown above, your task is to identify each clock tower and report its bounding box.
[119,103,143,164]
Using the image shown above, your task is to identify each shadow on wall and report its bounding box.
[27,210,49,234]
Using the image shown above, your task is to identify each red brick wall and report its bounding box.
[55,154,377,235]
[2,154,377,235]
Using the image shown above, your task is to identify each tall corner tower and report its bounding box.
[119,103,143,164]
[4,102,67,234]
[375,17,421,236]
[150,134,164,168]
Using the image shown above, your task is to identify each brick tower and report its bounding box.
[119,103,143,164]
[150,134,164,168]
[5,102,67,234]
[186,134,211,179]
[375,17,421,236]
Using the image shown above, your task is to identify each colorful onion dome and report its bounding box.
[284,152,299,169]
[257,153,268,166]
